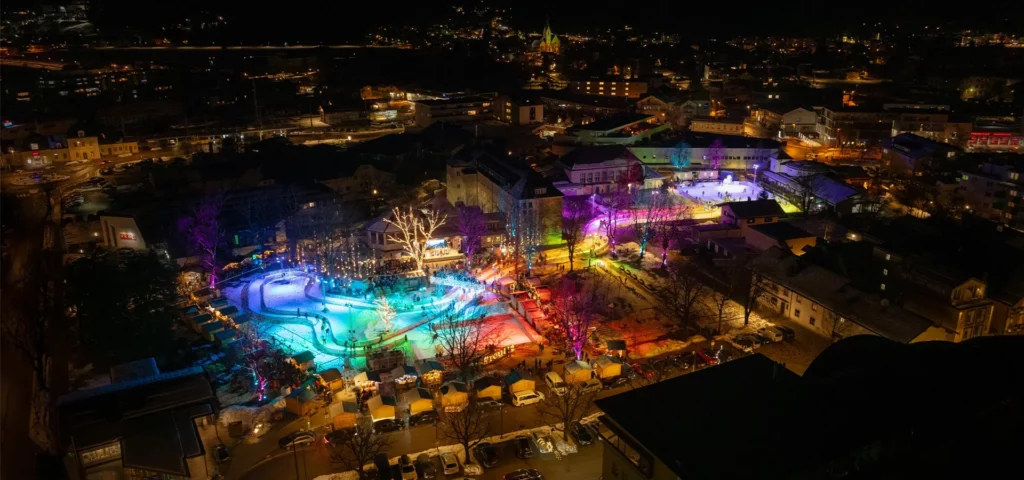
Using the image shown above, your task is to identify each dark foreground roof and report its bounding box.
[57,367,216,477]
[597,337,1024,480]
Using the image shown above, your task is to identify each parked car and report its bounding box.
[775,325,796,340]
[476,399,503,411]
[731,334,760,351]
[216,444,230,464]
[374,419,404,433]
[374,453,392,480]
[569,422,593,446]
[278,430,316,449]
[757,326,786,342]
[513,435,533,459]
[503,469,542,480]
[325,428,355,445]
[473,442,498,468]
[531,432,554,453]
[511,390,544,407]
[696,350,718,366]
[409,410,439,427]
[415,454,437,479]
[630,363,654,379]
[603,376,629,389]
[580,378,603,393]
[440,452,460,475]
[399,455,417,480]
[544,372,567,396]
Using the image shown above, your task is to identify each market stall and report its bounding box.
[367,395,397,422]
[473,377,502,401]
[505,371,535,394]
[330,401,360,430]
[403,388,435,416]
[441,382,469,412]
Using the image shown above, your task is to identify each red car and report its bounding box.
[630,363,654,379]
[696,351,718,366]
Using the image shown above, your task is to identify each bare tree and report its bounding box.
[329,420,393,480]
[599,192,626,250]
[502,200,539,278]
[658,263,709,332]
[432,300,498,381]
[385,206,448,274]
[178,193,224,288]
[548,275,606,360]
[743,273,772,326]
[628,189,670,261]
[536,383,597,442]
[821,309,849,343]
[438,404,490,464]
[373,295,397,336]
[711,289,732,335]
[456,205,488,267]
[561,196,594,272]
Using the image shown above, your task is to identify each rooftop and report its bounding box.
[598,336,1024,479]
[749,221,817,241]
[722,199,786,218]
[750,247,934,343]
[571,114,656,133]
[558,146,637,167]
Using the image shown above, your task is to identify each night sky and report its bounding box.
[38,0,1020,44]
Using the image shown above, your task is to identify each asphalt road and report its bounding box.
[237,416,606,480]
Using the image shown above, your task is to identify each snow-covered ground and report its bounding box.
[677,179,765,205]
[222,270,527,364]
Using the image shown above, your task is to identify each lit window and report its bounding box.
[881,283,886,291]
[883,268,888,276]
[885,254,891,261]
[599,82,605,85]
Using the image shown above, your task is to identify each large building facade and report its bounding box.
[447,150,564,246]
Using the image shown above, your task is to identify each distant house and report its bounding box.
[746,222,818,256]
[750,246,948,343]
[882,133,962,176]
[319,368,344,392]
[720,200,786,232]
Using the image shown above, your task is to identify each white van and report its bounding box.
[511,390,545,407]
[544,372,567,396]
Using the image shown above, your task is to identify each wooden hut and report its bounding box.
[415,360,444,386]
[214,328,237,345]
[564,360,596,384]
[390,365,418,389]
[210,297,229,309]
[403,388,435,416]
[285,385,318,416]
[216,305,239,320]
[354,371,382,389]
[191,313,214,333]
[320,368,344,392]
[291,351,316,371]
[504,371,535,394]
[441,382,469,412]
[367,395,397,422]
[473,377,502,401]
[201,320,226,342]
[330,401,360,430]
[594,355,623,380]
